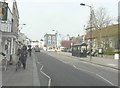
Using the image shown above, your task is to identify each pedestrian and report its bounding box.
[28,48,32,56]
[19,45,28,69]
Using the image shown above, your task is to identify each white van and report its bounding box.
[34,47,40,52]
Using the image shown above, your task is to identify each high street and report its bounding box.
[34,51,118,86]
[1,50,118,87]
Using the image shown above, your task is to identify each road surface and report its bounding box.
[33,51,118,86]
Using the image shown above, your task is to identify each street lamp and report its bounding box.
[52,30,62,50]
[80,3,93,61]
[18,23,26,28]
[80,3,92,8]
[18,23,26,32]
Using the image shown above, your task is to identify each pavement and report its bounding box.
[1,53,40,86]
[56,51,119,70]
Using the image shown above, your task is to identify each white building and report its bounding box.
[44,33,57,51]
[17,32,31,48]
[31,40,39,48]
[31,40,44,49]
[0,1,19,63]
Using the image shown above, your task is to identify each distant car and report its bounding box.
[35,47,40,52]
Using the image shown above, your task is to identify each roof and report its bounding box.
[44,33,56,37]
[72,43,88,46]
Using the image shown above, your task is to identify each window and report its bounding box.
[53,42,55,44]
[52,36,55,40]
[48,36,51,39]
[49,42,51,44]
[48,40,51,44]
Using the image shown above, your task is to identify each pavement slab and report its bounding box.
[2,53,40,86]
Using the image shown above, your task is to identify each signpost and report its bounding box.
[0,2,8,21]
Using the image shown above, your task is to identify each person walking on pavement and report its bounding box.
[19,45,28,69]
[28,48,32,56]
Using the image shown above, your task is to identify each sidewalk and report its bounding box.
[57,52,119,70]
[1,53,40,86]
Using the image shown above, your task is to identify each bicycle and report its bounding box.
[2,56,8,71]
[16,58,22,71]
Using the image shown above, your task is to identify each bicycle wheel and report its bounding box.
[16,62,18,71]
[2,57,7,71]
[16,61,21,71]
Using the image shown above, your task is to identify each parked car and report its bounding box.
[91,51,98,56]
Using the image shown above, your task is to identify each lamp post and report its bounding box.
[80,3,93,61]
[18,23,26,35]
[18,24,26,30]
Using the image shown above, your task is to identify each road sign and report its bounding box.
[0,8,2,19]
[0,2,8,21]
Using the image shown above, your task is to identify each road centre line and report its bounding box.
[47,53,117,86]
[40,65,51,87]
[95,74,116,86]
[37,61,40,64]
[73,65,94,74]
[72,65,116,86]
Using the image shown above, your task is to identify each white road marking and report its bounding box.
[73,65,76,68]
[40,65,51,87]
[46,53,117,86]
[72,65,116,86]
[37,62,40,64]
[58,59,70,64]
[72,65,94,74]
[96,74,116,86]
[108,64,116,66]
[62,61,69,64]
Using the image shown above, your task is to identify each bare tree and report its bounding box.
[86,7,114,49]
[93,7,113,29]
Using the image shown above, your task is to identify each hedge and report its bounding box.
[104,48,120,55]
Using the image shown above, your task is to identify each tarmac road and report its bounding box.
[34,51,118,86]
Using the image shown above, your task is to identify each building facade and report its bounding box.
[85,24,118,52]
[44,33,57,51]
[0,1,19,62]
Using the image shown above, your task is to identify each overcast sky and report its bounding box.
[16,0,119,40]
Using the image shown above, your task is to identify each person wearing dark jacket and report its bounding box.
[20,45,28,69]
[28,48,32,56]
